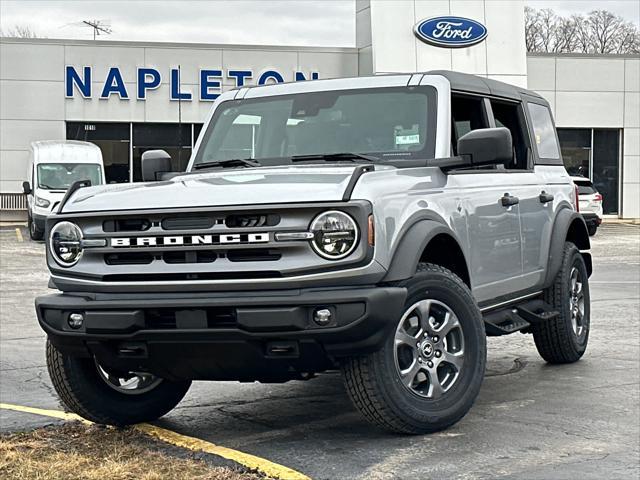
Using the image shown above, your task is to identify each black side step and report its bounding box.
[516,305,560,324]
[484,309,530,336]
[483,299,560,336]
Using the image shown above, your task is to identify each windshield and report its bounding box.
[193,86,437,166]
[37,163,103,190]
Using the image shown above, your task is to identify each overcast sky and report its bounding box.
[1,1,638,47]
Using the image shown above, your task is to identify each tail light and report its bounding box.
[367,215,375,247]
[594,193,603,203]
[574,184,579,212]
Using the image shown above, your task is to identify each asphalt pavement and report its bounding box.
[1,223,638,480]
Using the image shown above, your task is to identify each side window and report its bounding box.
[527,103,560,160]
[451,95,488,155]
[490,100,530,170]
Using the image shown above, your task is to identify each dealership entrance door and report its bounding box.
[67,122,130,184]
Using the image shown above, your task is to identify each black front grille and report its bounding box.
[227,249,281,262]
[225,214,280,228]
[105,252,154,265]
[145,307,237,329]
[103,218,151,232]
[163,250,217,264]
[102,271,282,282]
[162,216,215,230]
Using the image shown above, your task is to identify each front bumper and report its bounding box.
[581,212,602,229]
[32,212,47,231]
[36,286,406,382]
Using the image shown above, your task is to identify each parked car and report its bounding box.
[572,176,603,236]
[23,141,105,240]
[36,72,592,434]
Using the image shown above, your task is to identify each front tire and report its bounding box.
[342,263,486,434]
[46,340,191,425]
[28,215,43,241]
[532,242,590,363]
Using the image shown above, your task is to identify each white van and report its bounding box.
[23,140,105,240]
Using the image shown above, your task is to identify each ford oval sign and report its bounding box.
[414,16,487,48]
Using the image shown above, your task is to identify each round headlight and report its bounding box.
[310,210,359,260]
[50,221,83,266]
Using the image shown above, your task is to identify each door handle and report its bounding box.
[539,191,554,203]
[501,193,520,207]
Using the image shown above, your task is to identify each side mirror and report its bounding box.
[457,127,513,167]
[141,149,173,182]
[22,181,32,195]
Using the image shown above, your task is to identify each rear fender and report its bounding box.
[545,208,592,286]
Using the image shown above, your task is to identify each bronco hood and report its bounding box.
[61,165,362,213]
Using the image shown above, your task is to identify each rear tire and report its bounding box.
[532,242,590,364]
[342,263,486,434]
[28,215,43,241]
[46,339,191,425]
[587,225,597,236]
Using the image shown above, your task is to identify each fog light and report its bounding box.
[313,308,332,326]
[68,312,84,329]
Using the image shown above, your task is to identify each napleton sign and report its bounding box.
[65,66,320,101]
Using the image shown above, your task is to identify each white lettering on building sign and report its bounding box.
[65,66,319,101]
[432,21,473,40]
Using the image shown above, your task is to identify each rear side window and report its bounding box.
[451,95,488,154]
[491,100,529,170]
[528,103,560,160]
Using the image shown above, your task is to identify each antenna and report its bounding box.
[178,65,183,166]
[81,20,112,40]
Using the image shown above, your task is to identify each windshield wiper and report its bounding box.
[193,158,261,170]
[290,152,378,163]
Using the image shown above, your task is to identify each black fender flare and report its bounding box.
[544,207,592,286]
[382,219,468,283]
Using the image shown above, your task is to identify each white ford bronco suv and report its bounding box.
[37,71,592,434]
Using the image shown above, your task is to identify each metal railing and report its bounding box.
[0,193,26,211]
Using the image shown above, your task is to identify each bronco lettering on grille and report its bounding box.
[110,233,270,247]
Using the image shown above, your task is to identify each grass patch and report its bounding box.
[0,422,265,480]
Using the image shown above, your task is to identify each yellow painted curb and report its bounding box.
[136,423,310,480]
[15,227,23,242]
[0,403,310,480]
[0,403,91,424]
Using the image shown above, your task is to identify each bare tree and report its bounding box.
[571,14,592,53]
[589,10,621,53]
[552,16,579,53]
[616,22,640,54]
[525,7,640,54]
[0,24,39,38]
[525,6,543,52]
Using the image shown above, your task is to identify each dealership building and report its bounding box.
[1,0,638,219]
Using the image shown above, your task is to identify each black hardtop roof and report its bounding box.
[428,70,545,102]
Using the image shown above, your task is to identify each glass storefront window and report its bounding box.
[593,129,620,215]
[557,128,620,215]
[66,122,130,184]
[132,123,192,182]
[194,123,204,144]
[558,129,591,177]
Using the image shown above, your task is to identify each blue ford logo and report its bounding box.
[414,16,487,48]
